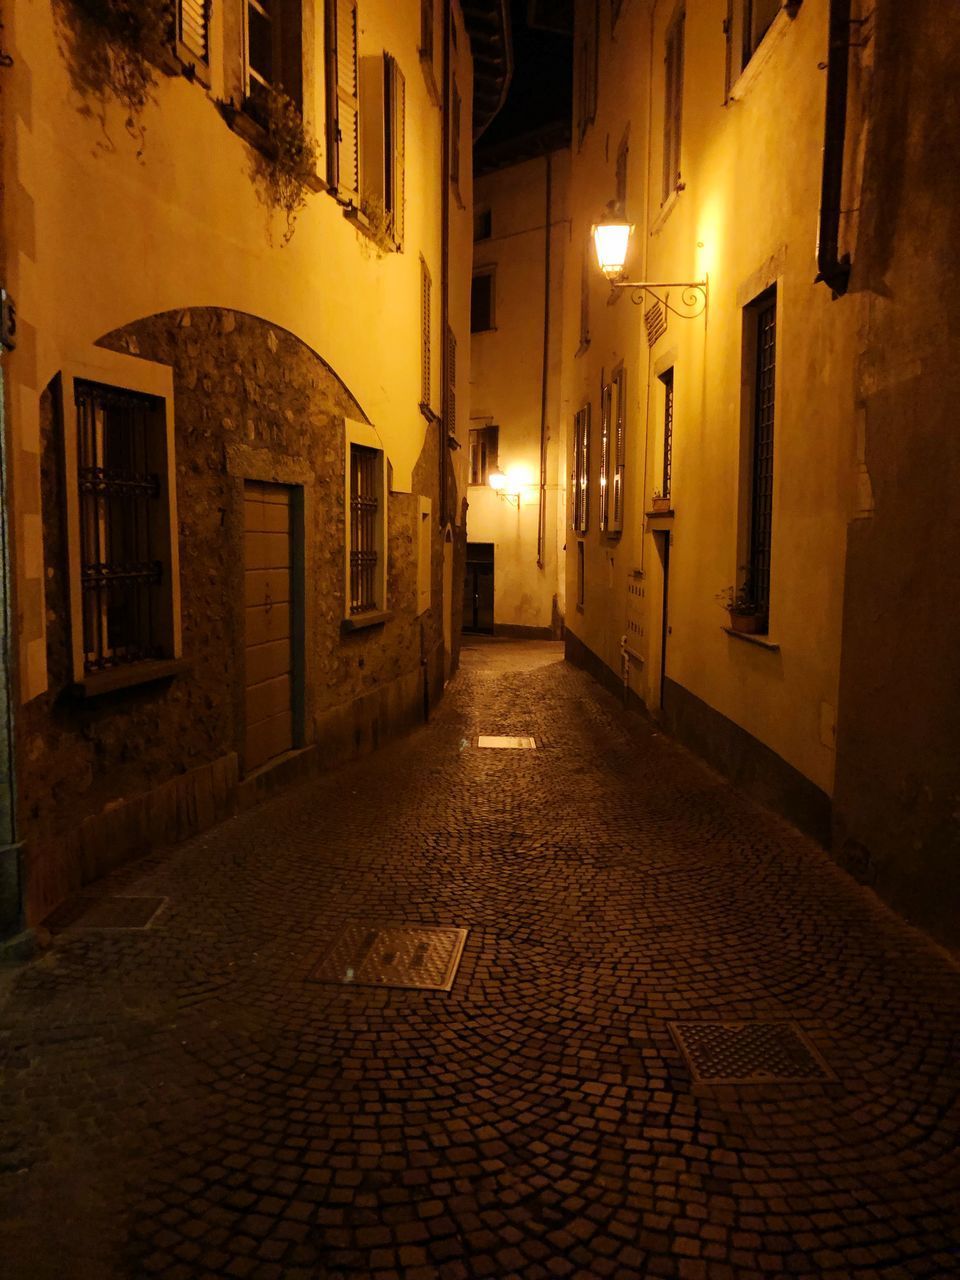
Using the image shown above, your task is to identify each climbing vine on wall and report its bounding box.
[53,0,171,121]
[248,87,319,244]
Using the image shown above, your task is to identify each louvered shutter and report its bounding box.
[599,381,610,532]
[611,369,625,533]
[446,327,456,436]
[327,0,360,203]
[391,60,406,248]
[178,0,209,64]
[420,259,431,408]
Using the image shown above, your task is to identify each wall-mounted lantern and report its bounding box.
[591,203,708,319]
[488,464,530,508]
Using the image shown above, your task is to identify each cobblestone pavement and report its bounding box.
[2,639,959,1280]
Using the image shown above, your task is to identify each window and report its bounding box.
[611,366,626,533]
[326,0,360,203]
[474,207,492,241]
[576,1,599,144]
[612,0,625,30]
[661,367,674,498]
[451,76,462,195]
[745,288,777,626]
[577,541,585,609]
[177,0,210,75]
[616,127,629,210]
[419,0,439,101]
[468,426,498,485]
[360,52,406,247]
[599,369,626,535]
[572,404,591,533]
[347,442,386,617]
[445,325,457,436]
[420,257,432,412]
[471,271,495,332]
[578,247,591,353]
[61,371,180,685]
[741,0,782,69]
[245,0,303,119]
[662,6,684,202]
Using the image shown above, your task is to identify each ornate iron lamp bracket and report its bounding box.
[610,280,708,319]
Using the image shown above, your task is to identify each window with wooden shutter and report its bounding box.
[245,0,303,117]
[599,379,611,533]
[327,0,360,204]
[450,77,462,193]
[177,0,209,69]
[572,404,590,533]
[387,56,405,248]
[610,366,625,534]
[662,6,685,202]
[445,326,457,437]
[420,257,432,412]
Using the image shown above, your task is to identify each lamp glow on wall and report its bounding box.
[592,202,708,318]
[488,464,532,508]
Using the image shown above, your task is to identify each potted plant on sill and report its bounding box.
[719,580,767,634]
[650,489,671,513]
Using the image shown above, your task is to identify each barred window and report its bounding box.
[661,366,674,498]
[75,382,166,674]
[610,366,626,533]
[349,444,382,615]
[747,290,777,625]
[420,256,432,411]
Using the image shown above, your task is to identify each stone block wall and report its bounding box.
[19,308,451,923]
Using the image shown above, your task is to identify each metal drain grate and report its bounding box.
[670,1021,834,1084]
[44,895,167,932]
[477,735,537,749]
[309,924,468,991]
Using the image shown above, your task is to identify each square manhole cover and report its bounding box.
[670,1021,834,1084]
[309,924,468,991]
[44,895,167,932]
[477,735,537,749]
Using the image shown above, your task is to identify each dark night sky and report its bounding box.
[475,0,573,166]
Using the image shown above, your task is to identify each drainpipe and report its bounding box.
[439,1,451,526]
[816,0,852,295]
[536,149,552,570]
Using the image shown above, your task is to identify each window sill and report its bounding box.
[722,627,780,652]
[420,401,440,424]
[472,326,497,335]
[575,338,591,358]
[341,610,393,635]
[219,100,326,193]
[344,205,398,252]
[70,657,191,699]
[650,185,684,237]
[646,506,675,519]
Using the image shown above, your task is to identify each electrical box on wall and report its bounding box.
[626,574,644,647]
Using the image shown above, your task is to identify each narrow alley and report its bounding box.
[1,641,958,1280]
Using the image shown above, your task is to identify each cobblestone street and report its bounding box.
[1,639,959,1280]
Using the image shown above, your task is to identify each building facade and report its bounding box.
[561,0,959,943]
[466,148,569,638]
[0,0,510,935]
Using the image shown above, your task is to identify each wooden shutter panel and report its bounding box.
[327,0,360,203]
[599,381,611,532]
[446,327,457,436]
[391,60,406,248]
[178,0,209,63]
[611,370,625,533]
[420,259,431,408]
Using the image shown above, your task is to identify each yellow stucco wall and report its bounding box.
[468,149,569,632]
[563,0,860,795]
[4,0,474,698]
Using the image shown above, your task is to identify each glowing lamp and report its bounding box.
[488,468,507,490]
[592,206,633,280]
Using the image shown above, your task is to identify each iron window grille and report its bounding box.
[420,257,432,410]
[75,381,165,674]
[662,367,674,497]
[599,380,612,532]
[611,366,626,532]
[748,293,777,622]
[349,445,380,614]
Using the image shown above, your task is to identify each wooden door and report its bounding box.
[244,482,294,771]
